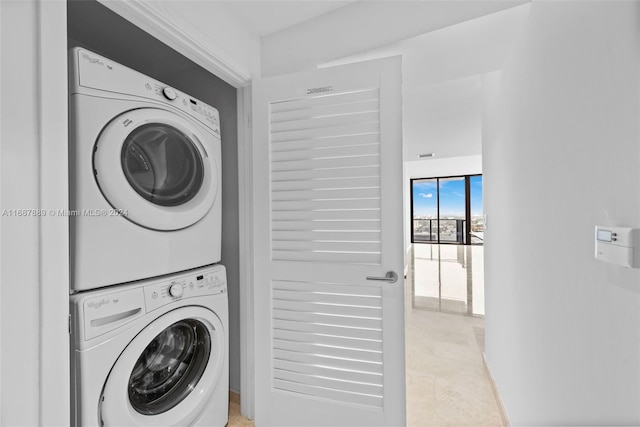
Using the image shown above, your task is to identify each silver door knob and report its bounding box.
[366,271,398,283]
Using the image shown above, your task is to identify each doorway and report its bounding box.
[409,174,484,316]
[404,172,499,425]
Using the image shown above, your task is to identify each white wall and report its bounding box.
[404,76,483,161]
[403,156,482,254]
[484,1,640,424]
[0,1,69,425]
[1,4,40,423]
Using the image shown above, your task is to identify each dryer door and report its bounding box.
[94,108,220,231]
[100,307,225,426]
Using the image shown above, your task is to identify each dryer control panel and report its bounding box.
[70,48,220,137]
[143,267,227,312]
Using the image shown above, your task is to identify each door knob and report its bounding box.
[366,271,398,283]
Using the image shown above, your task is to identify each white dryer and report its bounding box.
[70,264,229,427]
[69,48,222,292]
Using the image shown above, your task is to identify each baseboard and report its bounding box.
[482,353,510,426]
[229,390,241,405]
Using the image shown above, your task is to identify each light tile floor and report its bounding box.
[406,243,504,427]
[410,244,485,316]
[228,400,254,427]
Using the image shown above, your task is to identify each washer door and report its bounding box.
[94,108,219,231]
[100,307,225,426]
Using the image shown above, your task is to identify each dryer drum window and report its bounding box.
[128,319,211,415]
[122,123,204,207]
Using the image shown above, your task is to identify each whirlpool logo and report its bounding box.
[306,86,334,95]
[81,52,104,67]
[87,299,109,309]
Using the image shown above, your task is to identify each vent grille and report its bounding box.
[271,280,384,408]
[270,89,382,264]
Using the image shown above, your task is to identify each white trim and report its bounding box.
[38,1,70,424]
[483,353,510,426]
[98,0,251,88]
[237,85,255,420]
[0,4,3,421]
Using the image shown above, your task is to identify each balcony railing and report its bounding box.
[413,219,484,245]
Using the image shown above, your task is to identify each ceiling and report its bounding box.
[322,3,529,87]
[221,1,356,37]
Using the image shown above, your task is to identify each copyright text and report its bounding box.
[1,209,128,217]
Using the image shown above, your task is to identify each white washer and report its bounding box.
[69,48,222,292]
[70,264,229,427]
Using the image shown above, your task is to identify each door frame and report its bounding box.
[96,0,257,419]
[0,1,69,424]
[98,1,251,88]
[2,1,255,423]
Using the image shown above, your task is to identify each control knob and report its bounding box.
[162,87,177,100]
[169,282,183,298]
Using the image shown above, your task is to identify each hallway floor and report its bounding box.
[406,243,505,426]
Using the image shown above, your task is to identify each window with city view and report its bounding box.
[411,174,483,245]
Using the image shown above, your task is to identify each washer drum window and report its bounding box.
[99,306,225,426]
[128,319,211,415]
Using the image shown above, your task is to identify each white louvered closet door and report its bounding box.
[252,57,405,427]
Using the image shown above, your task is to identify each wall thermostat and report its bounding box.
[595,226,640,268]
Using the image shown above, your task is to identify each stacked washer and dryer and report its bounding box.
[68,48,229,427]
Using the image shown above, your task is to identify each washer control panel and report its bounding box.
[72,265,226,344]
[143,266,227,312]
[162,86,177,100]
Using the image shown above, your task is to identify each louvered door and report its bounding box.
[252,57,405,426]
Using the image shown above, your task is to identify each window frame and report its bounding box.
[410,174,483,245]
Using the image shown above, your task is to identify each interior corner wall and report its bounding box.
[67,0,242,393]
[483,1,640,424]
[403,155,482,257]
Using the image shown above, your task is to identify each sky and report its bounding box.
[412,176,483,218]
